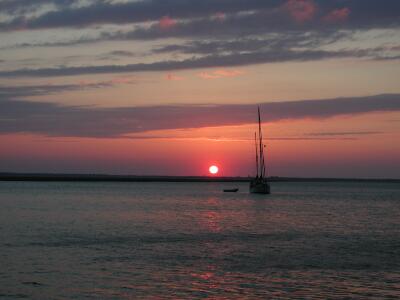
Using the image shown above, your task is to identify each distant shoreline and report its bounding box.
[0,173,399,183]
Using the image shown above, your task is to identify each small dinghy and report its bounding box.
[223,188,239,192]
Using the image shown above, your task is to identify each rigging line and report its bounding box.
[255,131,259,178]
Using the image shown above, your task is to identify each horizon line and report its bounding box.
[1,172,399,183]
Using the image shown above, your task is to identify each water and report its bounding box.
[1,181,399,299]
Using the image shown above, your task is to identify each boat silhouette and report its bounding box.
[223,188,239,192]
[250,107,271,194]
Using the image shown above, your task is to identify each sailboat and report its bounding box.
[250,107,271,194]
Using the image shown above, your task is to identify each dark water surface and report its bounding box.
[1,181,399,299]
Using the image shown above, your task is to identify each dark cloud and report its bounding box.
[0,0,78,14]
[117,12,309,41]
[1,0,399,33]
[0,46,395,78]
[107,50,137,57]
[98,50,147,60]
[0,81,113,99]
[122,135,357,141]
[0,0,277,31]
[125,5,400,41]
[152,31,348,55]
[1,24,346,50]
[0,37,101,50]
[1,1,397,77]
[0,94,398,138]
[267,137,357,141]
[306,131,382,136]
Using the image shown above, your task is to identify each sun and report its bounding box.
[209,165,219,175]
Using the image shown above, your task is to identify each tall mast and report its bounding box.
[258,107,264,178]
[254,132,259,178]
[262,144,266,178]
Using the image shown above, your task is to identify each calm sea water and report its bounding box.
[1,181,399,299]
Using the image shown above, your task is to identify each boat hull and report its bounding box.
[249,179,270,194]
[224,188,239,192]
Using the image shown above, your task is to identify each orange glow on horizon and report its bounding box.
[0,111,399,178]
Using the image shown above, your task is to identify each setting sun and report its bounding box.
[209,165,219,175]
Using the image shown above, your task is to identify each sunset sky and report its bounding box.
[0,0,399,177]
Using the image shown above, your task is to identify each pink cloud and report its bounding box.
[198,72,220,79]
[198,69,244,79]
[166,73,184,81]
[159,16,177,29]
[76,77,138,87]
[323,7,351,23]
[284,0,317,22]
[111,76,138,84]
[78,80,90,86]
[214,69,243,77]
[214,12,226,21]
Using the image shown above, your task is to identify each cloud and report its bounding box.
[268,137,357,141]
[1,1,397,57]
[4,26,346,51]
[0,37,99,50]
[284,0,317,23]
[165,73,184,81]
[214,12,227,21]
[159,16,177,30]
[1,45,396,78]
[0,78,139,99]
[0,0,78,14]
[0,2,397,77]
[1,0,399,33]
[0,0,273,31]
[109,76,142,85]
[120,135,358,141]
[0,81,111,98]
[152,31,347,55]
[0,94,399,138]
[95,50,146,61]
[198,69,243,79]
[323,7,351,23]
[106,50,137,57]
[39,3,393,47]
[306,131,382,136]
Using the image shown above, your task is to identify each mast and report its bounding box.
[254,132,259,178]
[258,107,264,178]
[262,144,266,178]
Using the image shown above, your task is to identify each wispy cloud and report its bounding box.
[106,50,138,58]
[120,135,358,142]
[0,94,398,138]
[2,28,347,53]
[165,73,184,81]
[0,82,110,98]
[159,16,177,30]
[2,45,397,78]
[1,0,399,33]
[323,8,351,23]
[1,1,397,75]
[284,0,317,23]
[306,131,382,136]
[0,78,138,99]
[0,0,79,14]
[198,69,243,79]
[0,0,277,31]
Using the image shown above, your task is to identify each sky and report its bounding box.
[0,0,399,178]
